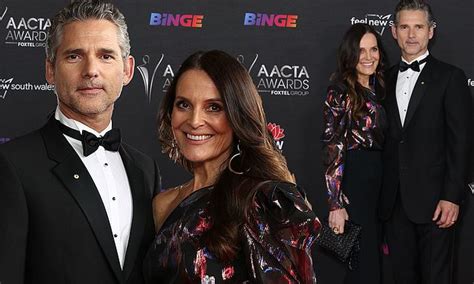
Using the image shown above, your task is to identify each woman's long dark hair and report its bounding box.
[332,23,387,119]
[158,50,293,262]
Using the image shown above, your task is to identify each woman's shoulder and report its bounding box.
[326,81,350,106]
[327,80,348,95]
[152,187,181,232]
[252,181,313,217]
[246,180,320,249]
[256,180,304,199]
[153,187,180,207]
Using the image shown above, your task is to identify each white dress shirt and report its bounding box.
[55,107,132,269]
[396,50,429,126]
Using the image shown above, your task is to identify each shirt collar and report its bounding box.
[401,50,430,64]
[54,106,112,137]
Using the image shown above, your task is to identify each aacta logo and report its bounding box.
[350,14,393,35]
[1,6,51,47]
[136,54,176,103]
[0,6,7,22]
[244,13,298,28]
[238,54,310,96]
[150,13,204,28]
[267,122,285,150]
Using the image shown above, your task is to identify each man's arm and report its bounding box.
[0,151,28,283]
[434,67,472,228]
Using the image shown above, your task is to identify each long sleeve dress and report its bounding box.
[143,181,321,284]
[321,83,386,284]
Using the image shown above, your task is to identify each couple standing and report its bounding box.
[322,0,471,284]
[0,0,321,283]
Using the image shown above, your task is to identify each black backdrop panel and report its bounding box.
[0,1,472,283]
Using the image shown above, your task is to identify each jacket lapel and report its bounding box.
[386,66,403,131]
[403,55,434,129]
[120,145,148,282]
[41,118,124,283]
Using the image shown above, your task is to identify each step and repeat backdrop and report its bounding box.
[0,0,472,283]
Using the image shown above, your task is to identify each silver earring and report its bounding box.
[169,138,180,163]
[228,143,247,175]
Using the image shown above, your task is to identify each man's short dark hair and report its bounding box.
[46,0,130,63]
[394,0,436,27]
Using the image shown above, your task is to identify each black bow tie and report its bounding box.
[399,57,428,72]
[56,120,121,156]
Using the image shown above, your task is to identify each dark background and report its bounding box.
[0,0,472,283]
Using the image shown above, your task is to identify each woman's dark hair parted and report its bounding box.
[332,23,387,119]
[158,50,293,261]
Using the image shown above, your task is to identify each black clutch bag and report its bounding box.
[316,220,362,270]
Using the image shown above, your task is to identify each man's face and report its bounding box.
[392,9,434,62]
[46,19,134,122]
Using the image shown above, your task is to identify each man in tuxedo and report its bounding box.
[380,0,472,283]
[0,1,160,283]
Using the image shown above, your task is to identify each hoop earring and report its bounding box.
[228,143,247,175]
[169,137,180,163]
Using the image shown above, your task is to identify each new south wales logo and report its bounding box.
[267,122,285,151]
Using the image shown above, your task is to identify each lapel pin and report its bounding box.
[421,81,425,85]
[73,174,79,179]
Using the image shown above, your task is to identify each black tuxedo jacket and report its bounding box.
[379,55,472,223]
[0,117,161,284]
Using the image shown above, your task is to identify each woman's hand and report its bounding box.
[329,208,349,235]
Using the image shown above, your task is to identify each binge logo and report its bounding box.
[350,14,393,35]
[136,54,177,103]
[244,13,298,28]
[267,122,285,151]
[0,77,13,99]
[150,13,204,28]
[1,6,51,48]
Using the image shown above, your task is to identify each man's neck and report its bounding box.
[401,50,430,64]
[58,105,113,133]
